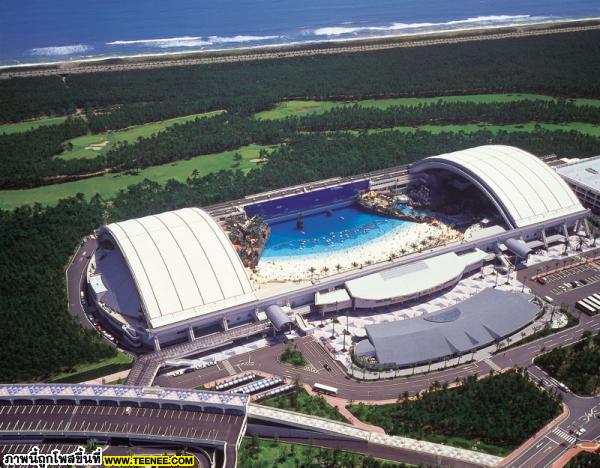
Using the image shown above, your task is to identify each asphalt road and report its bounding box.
[68,237,599,466]
[66,237,98,332]
[275,437,483,468]
[0,443,213,468]
[0,404,243,448]
[156,313,600,467]
[505,367,600,467]
[517,250,600,306]
[155,335,493,400]
[158,307,600,401]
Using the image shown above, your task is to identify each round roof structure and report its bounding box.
[99,207,256,329]
[411,145,584,228]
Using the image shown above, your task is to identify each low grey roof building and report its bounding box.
[358,288,539,368]
[265,304,293,331]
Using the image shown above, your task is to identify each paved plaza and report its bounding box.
[161,236,598,377]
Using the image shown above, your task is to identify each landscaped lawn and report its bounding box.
[0,144,276,210]
[56,110,224,160]
[255,94,600,120]
[0,116,68,134]
[48,352,132,384]
[260,388,347,422]
[280,345,308,367]
[332,122,600,137]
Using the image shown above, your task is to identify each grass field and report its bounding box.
[261,388,347,422]
[48,352,132,384]
[255,94,600,120]
[57,110,224,160]
[0,144,275,210]
[0,116,68,134]
[337,122,600,137]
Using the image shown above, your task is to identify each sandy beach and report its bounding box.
[2,18,598,76]
[251,220,461,286]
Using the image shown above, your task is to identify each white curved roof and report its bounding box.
[101,207,256,329]
[414,145,583,228]
[345,250,487,302]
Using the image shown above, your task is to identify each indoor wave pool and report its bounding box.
[260,204,414,259]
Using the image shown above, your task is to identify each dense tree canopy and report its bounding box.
[0,196,115,382]
[3,100,600,189]
[1,29,599,123]
[536,331,600,395]
[1,29,599,382]
[348,371,561,448]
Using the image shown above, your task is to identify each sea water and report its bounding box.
[1,0,598,65]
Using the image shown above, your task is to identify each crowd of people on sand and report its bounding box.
[249,220,462,287]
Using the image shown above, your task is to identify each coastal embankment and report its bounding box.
[2,18,599,79]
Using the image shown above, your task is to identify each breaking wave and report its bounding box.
[107,34,280,49]
[29,44,92,56]
[313,14,541,36]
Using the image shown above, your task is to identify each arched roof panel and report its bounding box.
[101,207,256,329]
[411,145,583,228]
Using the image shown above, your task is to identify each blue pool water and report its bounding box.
[1,0,598,65]
[261,204,413,259]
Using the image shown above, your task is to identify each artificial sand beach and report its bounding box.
[250,220,462,286]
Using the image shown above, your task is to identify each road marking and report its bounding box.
[221,360,236,376]
[484,359,502,372]
[552,427,576,444]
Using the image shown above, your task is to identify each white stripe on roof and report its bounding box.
[102,207,256,328]
[415,145,583,228]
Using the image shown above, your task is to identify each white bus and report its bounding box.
[313,383,338,396]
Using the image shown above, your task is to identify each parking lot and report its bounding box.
[0,404,244,447]
[518,252,600,306]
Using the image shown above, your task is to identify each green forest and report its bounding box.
[238,437,404,468]
[535,331,600,395]
[565,449,600,467]
[3,99,600,190]
[348,371,562,455]
[1,28,600,382]
[2,29,600,124]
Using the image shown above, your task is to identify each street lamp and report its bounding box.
[505,264,512,285]
[330,301,338,340]
[342,306,349,353]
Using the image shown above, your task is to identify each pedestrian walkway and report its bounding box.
[83,369,130,385]
[484,359,502,372]
[247,404,503,466]
[552,427,576,445]
[222,360,237,376]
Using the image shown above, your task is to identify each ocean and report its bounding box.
[0,0,598,66]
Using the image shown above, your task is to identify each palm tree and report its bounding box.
[308,266,316,278]
[351,261,359,269]
[335,264,342,273]
[321,266,330,275]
